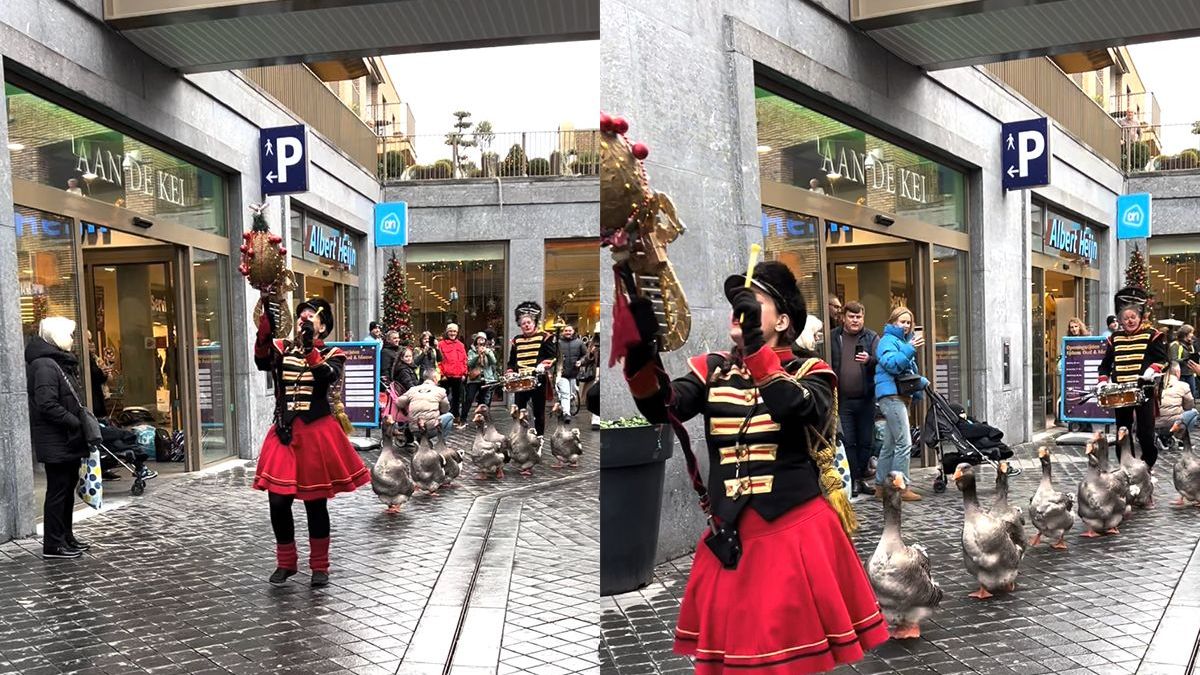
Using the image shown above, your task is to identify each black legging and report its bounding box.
[268,493,330,543]
[1115,401,1158,468]
[43,461,80,550]
[514,388,548,436]
[443,377,465,423]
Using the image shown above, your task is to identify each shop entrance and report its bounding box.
[1031,259,1099,431]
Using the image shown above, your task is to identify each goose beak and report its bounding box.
[890,475,904,490]
[998,461,1008,473]
[1037,447,1048,459]
[952,468,963,481]
[1085,443,1095,455]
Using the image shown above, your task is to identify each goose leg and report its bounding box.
[1029,533,1042,547]
[1051,537,1069,550]
[891,624,920,639]
[1105,527,1120,535]
[1171,496,1187,506]
[1081,529,1102,538]
[968,586,993,600]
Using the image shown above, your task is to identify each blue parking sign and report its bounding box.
[375,202,407,247]
[1116,193,1151,240]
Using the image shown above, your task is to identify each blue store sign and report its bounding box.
[1116,193,1152,240]
[374,202,408,247]
[1001,117,1050,191]
[1043,215,1098,265]
[260,124,308,196]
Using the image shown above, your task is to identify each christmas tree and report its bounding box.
[381,254,413,345]
[1125,245,1149,291]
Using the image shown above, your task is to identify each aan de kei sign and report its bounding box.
[1001,117,1050,191]
[260,124,309,196]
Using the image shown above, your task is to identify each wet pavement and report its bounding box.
[600,437,1200,675]
[0,411,599,675]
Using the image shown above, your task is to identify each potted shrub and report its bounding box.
[600,415,675,596]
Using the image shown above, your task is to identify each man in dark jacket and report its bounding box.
[26,317,92,559]
[830,301,880,496]
[378,330,401,391]
[555,325,585,423]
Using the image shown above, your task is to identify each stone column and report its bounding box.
[0,57,39,541]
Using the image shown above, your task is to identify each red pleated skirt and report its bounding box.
[675,498,889,674]
[253,415,370,501]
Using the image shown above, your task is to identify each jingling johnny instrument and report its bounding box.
[238,203,296,338]
[601,112,690,352]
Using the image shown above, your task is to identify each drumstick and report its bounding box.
[738,244,762,325]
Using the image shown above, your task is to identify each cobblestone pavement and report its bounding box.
[0,411,599,675]
[601,439,1200,675]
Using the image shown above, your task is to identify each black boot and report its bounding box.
[310,571,329,587]
[268,568,297,585]
[66,537,91,551]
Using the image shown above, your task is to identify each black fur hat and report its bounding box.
[724,260,807,340]
[296,297,335,338]
[1114,286,1149,317]
[514,301,542,323]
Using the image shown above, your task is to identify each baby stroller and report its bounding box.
[919,384,1016,493]
[97,423,157,496]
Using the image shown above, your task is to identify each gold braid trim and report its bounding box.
[797,358,858,537]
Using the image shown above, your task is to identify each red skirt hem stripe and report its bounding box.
[670,497,889,674]
[252,415,369,501]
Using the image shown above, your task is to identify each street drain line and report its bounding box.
[442,497,502,675]
[1188,628,1200,675]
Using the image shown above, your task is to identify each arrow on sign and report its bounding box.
[266,171,277,183]
[1006,134,1015,151]
[1006,166,1019,178]
[264,139,273,156]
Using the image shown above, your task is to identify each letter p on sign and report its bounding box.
[1001,117,1050,191]
[260,124,309,196]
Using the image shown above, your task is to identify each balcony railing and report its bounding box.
[983,58,1123,167]
[378,129,600,182]
[1123,123,1200,174]
[241,64,378,171]
[367,102,416,139]
[1109,91,1161,130]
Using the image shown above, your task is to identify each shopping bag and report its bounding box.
[834,439,852,501]
[77,447,103,510]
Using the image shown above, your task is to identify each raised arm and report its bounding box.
[253,312,281,372]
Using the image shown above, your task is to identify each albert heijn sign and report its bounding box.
[260,124,309,196]
[1044,214,1098,265]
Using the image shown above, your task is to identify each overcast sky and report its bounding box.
[1128,37,1200,154]
[383,41,598,163]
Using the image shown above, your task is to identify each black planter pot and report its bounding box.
[600,423,675,596]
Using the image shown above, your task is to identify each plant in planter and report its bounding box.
[600,414,675,596]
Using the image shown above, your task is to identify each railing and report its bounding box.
[366,101,416,139]
[378,129,600,182]
[1109,91,1161,130]
[1123,123,1200,174]
[241,64,378,171]
[983,58,1123,167]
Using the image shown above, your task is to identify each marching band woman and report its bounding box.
[253,297,370,587]
[1097,286,1168,468]
[505,301,556,435]
[618,261,887,674]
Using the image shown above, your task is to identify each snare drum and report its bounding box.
[1097,382,1146,409]
[504,374,539,392]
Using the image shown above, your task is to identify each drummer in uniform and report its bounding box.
[1097,286,1168,468]
[505,301,556,435]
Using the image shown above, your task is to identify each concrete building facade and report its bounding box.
[0,1,379,542]
[601,0,1127,561]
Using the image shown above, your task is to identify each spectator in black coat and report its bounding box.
[26,317,92,559]
[379,330,401,391]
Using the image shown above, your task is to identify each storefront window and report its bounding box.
[544,239,601,335]
[755,85,967,231]
[193,251,234,464]
[15,206,83,362]
[1149,241,1200,327]
[932,246,968,407]
[5,84,227,236]
[405,243,507,340]
[1031,270,1047,430]
[761,207,822,319]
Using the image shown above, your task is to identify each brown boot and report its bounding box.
[873,484,883,500]
[901,489,923,501]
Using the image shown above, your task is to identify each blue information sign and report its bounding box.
[1060,336,1115,425]
[326,341,380,427]
[375,202,408,247]
[259,124,309,196]
[1116,193,1152,240]
[1001,117,1050,191]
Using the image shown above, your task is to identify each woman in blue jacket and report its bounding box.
[874,306,928,501]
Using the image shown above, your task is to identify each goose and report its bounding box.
[1170,419,1200,506]
[467,405,507,480]
[509,408,543,475]
[370,418,415,513]
[1077,433,1129,537]
[867,472,943,639]
[411,421,447,495]
[1028,446,1075,549]
[1117,426,1154,509]
[992,461,1027,557]
[954,463,1022,600]
[548,402,583,468]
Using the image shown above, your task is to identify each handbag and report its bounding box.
[468,365,484,380]
[895,372,925,397]
[47,360,103,445]
[77,447,103,509]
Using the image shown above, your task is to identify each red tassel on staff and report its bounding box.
[609,268,641,369]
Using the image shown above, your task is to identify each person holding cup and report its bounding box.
[830,301,880,497]
[873,306,928,501]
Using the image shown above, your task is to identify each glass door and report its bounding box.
[1031,267,1047,432]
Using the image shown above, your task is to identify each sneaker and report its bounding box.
[138,468,159,480]
[310,571,330,587]
[66,537,91,551]
[855,480,874,497]
[42,547,82,559]
[268,567,297,585]
[873,484,883,500]
[900,489,923,502]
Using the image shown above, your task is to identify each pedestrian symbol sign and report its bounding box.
[1116,193,1152,240]
[1001,117,1050,191]
[260,124,308,196]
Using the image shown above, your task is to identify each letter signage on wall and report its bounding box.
[1002,117,1050,191]
[1043,215,1099,265]
[260,124,309,196]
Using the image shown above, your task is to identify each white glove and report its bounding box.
[1141,368,1160,381]
[535,363,547,374]
[1095,381,1107,396]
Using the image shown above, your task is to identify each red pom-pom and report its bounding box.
[279,247,288,256]
[242,232,253,240]
[632,143,649,160]
[239,244,249,254]
[614,118,629,134]
[600,112,613,132]
[269,235,282,244]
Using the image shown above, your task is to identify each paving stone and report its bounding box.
[600,439,1200,673]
